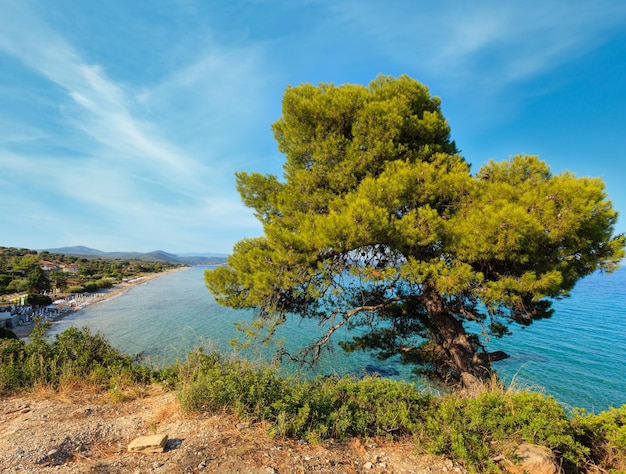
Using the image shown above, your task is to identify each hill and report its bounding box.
[44,245,111,257]
[44,246,227,266]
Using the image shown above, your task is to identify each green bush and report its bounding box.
[0,338,28,391]
[25,294,52,306]
[297,376,430,440]
[3,329,625,473]
[572,405,626,471]
[82,281,99,292]
[7,278,28,293]
[417,390,589,473]
[175,349,431,441]
[96,278,114,289]
[175,351,603,472]
[0,325,154,394]
[176,348,293,419]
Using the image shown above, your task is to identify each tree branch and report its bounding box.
[281,297,405,365]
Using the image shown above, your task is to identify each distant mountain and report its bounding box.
[45,245,109,257]
[43,246,227,266]
[140,250,182,263]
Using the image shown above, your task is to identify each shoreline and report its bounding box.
[11,266,189,340]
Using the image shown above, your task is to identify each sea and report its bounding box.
[47,266,626,413]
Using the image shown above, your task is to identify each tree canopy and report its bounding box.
[205,75,624,389]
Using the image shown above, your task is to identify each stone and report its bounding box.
[507,443,558,474]
[127,434,168,454]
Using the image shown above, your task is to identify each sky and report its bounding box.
[1,0,625,255]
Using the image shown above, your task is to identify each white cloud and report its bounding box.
[136,41,279,165]
[6,0,623,252]
[0,2,221,175]
[0,1,271,252]
[324,1,626,92]
[0,120,50,146]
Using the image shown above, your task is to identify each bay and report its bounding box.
[48,267,410,380]
[48,266,626,412]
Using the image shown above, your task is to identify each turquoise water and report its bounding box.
[48,266,626,412]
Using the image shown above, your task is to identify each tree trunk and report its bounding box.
[423,288,491,391]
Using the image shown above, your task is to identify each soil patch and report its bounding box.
[0,387,468,473]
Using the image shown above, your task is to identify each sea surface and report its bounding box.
[48,266,626,412]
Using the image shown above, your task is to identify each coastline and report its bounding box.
[11,266,189,340]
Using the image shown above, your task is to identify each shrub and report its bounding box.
[96,278,114,289]
[572,405,626,471]
[175,350,592,471]
[417,390,588,473]
[0,338,29,392]
[0,325,154,394]
[294,376,430,440]
[176,348,292,419]
[82,281,99,292]
[3,330,625,473]
[175,349,431,441]
[25,294,52,306]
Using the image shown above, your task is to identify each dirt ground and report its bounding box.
[0,386,469,474]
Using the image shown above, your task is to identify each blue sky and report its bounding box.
[1,0,625,254]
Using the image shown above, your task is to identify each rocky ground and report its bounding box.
[0,386,469,474]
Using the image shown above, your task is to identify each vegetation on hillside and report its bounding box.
[0,246,182,297]
[1,326,624,473]
[0,324,154,398]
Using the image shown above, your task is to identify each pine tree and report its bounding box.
[205,75,624,389]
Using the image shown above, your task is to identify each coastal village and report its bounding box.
[0,246,184,337]
[2,261,105,329]
[0,276,149,335]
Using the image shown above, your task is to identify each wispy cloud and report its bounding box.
[2,0,624,251]
[0,3,197,172]
[0,24,202,178]
[0,1,271,251]
[0,118,50,146]
[324,1,626,92]
[137,42,279,167]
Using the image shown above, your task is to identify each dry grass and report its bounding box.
[146,387,182,432]
[467,370,547,399]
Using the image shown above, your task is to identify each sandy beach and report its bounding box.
[10,267,187,340]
